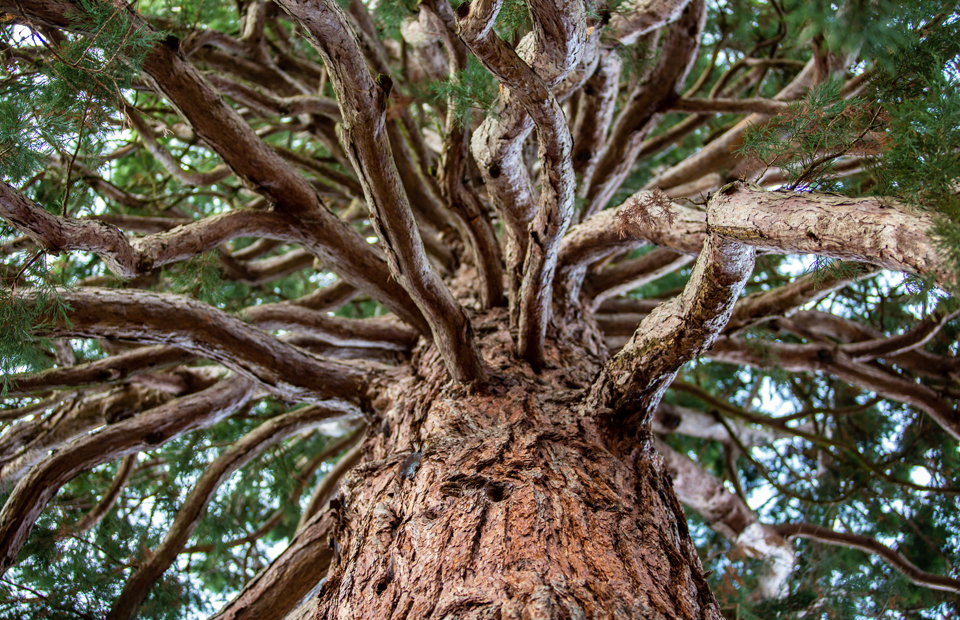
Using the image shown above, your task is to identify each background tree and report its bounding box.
[0,0,959,618]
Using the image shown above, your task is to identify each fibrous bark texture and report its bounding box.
[316,317,720,619]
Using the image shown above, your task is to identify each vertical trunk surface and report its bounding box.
[316,311,720,619]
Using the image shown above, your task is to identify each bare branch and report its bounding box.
[724,262,881,334]
[0,181,302,278]
[607,0,694,45]
[0,0,428,330]
[586,235,755,436]
[656,438,794,599]
[210,510,335,620]
[0,374,257,576]
[240,305,418,350]
[298,430,366,528]
[666,96,791,115]
[709,182,957,290]
[68,453,137,535]
[456,0,587,367]
[123,104,232,187]
[108,402,358,620]
[785,311,960,382]
[582,0,705,218]
[4,346,195,397]
[19,288,370,403]
[582,248,695,310]
[644,58,818,191]
[277,0,486,382]
[707,337,960,440]
[776,522,960,594]
[841,308,960,362]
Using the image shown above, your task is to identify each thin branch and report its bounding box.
[840,308,960,362]
[68,453,137,535]
[107,402,358,620]
[724,262,880,334]
[297,429,366,529]
[666,96,790,116]
[775,522,960,594]
[707,337,960,440]
[582,248,695,310]
[0,374,257,577]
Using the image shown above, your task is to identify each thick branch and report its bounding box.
[457,0,586,367]
[709,182,957,291]
[210,510,335,620]
[586,235,755,437]
[277,0,485,382]
[20,288,369,403]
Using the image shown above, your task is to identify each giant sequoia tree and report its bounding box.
[1,0,959,617]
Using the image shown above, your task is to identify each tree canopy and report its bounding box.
[0,0,959,618]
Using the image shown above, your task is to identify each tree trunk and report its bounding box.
[316,312,720,619]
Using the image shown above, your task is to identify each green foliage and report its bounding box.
[870,21,960,291]
[0,0,161,185]
[169,250,226,306]
[0,256,71,396]
[430,56,499,127]
[739,80,885,191]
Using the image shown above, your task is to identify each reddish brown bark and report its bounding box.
[314,317,721,619]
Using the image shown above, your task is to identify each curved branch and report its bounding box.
[107,402,358,620]
[19,288,369,403]
[709,182,957,291]
[586,235,755,437]
[241,305,418,350]
[69,453,137,535]
[277,0,486,382]
[607,0,693,46]
[776,522,960,594]
[123,104,232,187]
[707,337,960,440]
[456,0,586,367]
[209,509,335,620]
[840,308,960,363]
[0,374,257,576]
[0,181,302,278]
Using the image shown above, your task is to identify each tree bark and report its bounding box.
[313,318,720,619]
